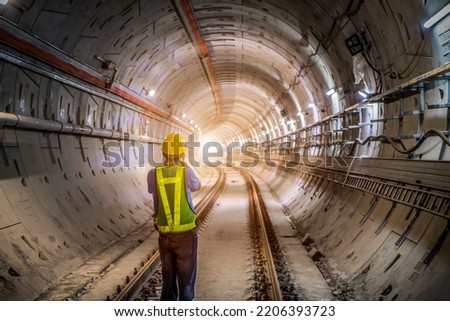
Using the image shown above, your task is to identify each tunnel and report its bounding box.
[0,0,450,302]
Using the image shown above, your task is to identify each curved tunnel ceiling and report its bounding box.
[1,0,447,145]
[1,0,450,302]
[6,0,365,145]
[171,0,349,143]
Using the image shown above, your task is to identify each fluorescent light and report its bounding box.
[326,88,335,96]
[424,3,450,28]
[182,113,187,119]
[358,90,368,98]
[148,89,155,97]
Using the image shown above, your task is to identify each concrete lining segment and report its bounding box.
[34,165,215,301]
[250,163,450,300]
[0,129,154,300]
[37,222,155,301]
[0,17,192,132]
[0,0,449,302]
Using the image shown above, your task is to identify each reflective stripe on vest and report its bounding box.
[155,166,196,233]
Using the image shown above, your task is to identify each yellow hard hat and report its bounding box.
[161,132,186,155]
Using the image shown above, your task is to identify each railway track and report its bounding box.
[240,169,301,301]
[117,167,300,301]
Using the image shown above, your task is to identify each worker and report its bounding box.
[147,132,201,301]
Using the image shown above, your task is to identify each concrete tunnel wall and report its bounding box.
[0,129,155,300]
[1,0,450,301]
[250,164,450,300]
[1,125,449,300]
[0,125,211,300]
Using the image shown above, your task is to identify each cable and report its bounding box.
[343,129,450,156]
[397,29,430,79]
[381,28,430,79]
[292,0,357,84]
[361,51,383,94]
[273,0,365,125]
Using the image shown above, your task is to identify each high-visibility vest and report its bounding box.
[154,165,197,233]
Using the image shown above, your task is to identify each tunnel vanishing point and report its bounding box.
[0,0,450,300]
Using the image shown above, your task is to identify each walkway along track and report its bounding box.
[112,167,227,301]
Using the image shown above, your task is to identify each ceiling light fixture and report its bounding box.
[326,88,336,96]
[358,90,368,99]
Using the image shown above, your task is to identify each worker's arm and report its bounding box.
[185,167,201,192]
[147,168,156,194]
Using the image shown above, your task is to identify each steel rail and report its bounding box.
[112,167,226,301]
[241,169,283,301]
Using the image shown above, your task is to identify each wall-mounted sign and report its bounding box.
[345,34,364,56]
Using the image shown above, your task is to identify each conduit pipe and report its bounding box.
[0,112,156,143]
[173,0,223,123]
[0,51,186,135]
[0,17,191,132]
